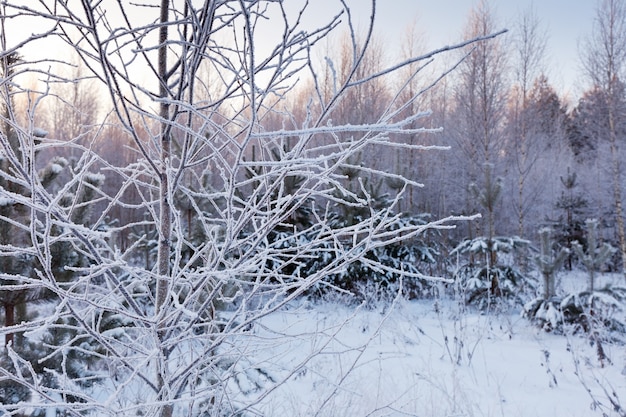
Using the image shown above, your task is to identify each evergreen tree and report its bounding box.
[534,227,568,300]
[527,75,568,144]
[566,87,607,161]
[561,219,626,353]
[525,220,626,340]
[451,235,532,309]
[523,227,568,331]
[553,167,588,269]
[572,219,615,293]
[455,150,537,308]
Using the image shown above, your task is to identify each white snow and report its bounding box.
[50,163,64,175]
[49,157,69,175]
[7,272,626,417]
[244,297,626,417]
[85,172,105,184]
[32,127,48,138]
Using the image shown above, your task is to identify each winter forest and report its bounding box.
[1,0,626,416]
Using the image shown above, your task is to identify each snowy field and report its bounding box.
[6,272,626,417]
[237,275,626,416]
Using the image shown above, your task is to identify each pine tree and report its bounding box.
[523,227,568,331]
[565,219,625,360]
[534,227,568,300]
[454,161,536,309]
[572,219,615,292]
[554,167,588,269]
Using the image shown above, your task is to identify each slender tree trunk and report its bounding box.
[156,1,173,416]
[566,193,573,270]
[518,174,524,238]
[542,275,550,300]
[156,0,171,317]
[608,105,626,279]
[518,88,528,239]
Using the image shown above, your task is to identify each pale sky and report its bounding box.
[5,1,597,103]
[370,0,597,101]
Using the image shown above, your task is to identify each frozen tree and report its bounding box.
[450,0,509,238]
[554,167,589,269]
[567,220,625,356]
[523,227,568,331]
[507,6,547,238]
[0,50,106,408]
[0,1,502,416]
[572,219,616,293]
[506,75,569,238]
[581,0,626,277]
[524,224,625,339]
[0,52,103,348]
[535,227,568,300]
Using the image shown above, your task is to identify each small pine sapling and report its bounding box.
[451,235,533,310]
[554,167,588,270]
[571,219,615,293]
[457,163,537,310]
[523,227,569,331]
[536,227,569,301]
[563,219,626,355]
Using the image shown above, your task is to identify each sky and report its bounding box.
[368,0,598,101]
[3,0,599,103]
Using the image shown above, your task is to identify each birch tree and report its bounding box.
[507,7,547,238]
[0,1,500,415]
[450,0,509,237]
[581,0,626,277]
[507,75,569,238]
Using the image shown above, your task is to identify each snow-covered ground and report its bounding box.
[240,277,626,416]
[7,272,625,417]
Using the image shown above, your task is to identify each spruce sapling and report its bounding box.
[571,219,615,292]
[534,227,568,300]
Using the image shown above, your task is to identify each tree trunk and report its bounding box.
[518,174,525,238]
[608,102,626,279]
[542,274,550,300]
[156,0,173,416]
[4,302,14,347]
[156,0,171,317]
